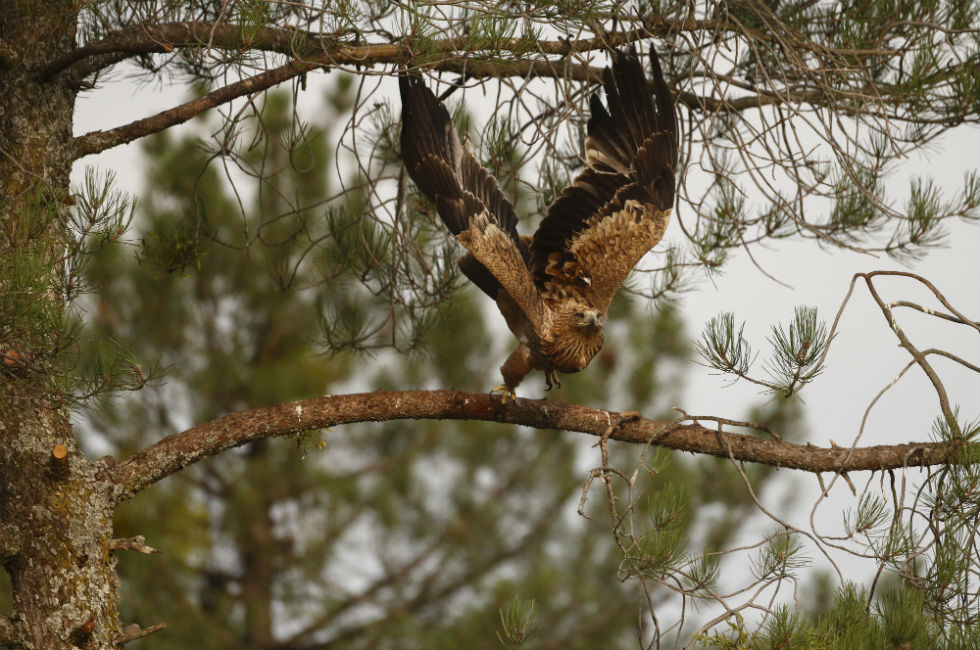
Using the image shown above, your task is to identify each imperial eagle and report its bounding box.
[399,49,677,399]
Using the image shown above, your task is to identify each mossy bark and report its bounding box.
[1,2,123,648]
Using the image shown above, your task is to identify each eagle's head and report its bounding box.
[572,307,604,331]
[543,304,605,373]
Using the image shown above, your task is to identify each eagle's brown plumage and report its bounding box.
[400,48,677,398]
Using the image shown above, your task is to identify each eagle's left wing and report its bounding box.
[530,49,677,313]
[400,74,549,331]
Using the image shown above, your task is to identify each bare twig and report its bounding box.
[888,300,980,328]
[673,409,783,442]
[115,622,167,645]
[108,535,160,554]
[861,272,961,435]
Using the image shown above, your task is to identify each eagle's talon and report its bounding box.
[545,370,561,391]
[490,384,517,403]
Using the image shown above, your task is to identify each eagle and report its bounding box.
[399,49,677,400]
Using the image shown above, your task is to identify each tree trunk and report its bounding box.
[240,459,276,648]
[0,2,123,648]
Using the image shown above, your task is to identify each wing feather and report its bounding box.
[457,214,548,331]
[530,49,677,312]
[400,74,529,300]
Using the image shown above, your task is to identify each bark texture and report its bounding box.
[1,2,122,648]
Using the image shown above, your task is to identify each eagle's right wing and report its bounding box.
[529,50,677,314]
[399,75,548,328]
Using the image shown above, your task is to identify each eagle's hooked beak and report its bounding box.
[577,310,603,330]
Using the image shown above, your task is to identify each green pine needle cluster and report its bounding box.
[697,306,830,396]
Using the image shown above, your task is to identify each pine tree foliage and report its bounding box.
[697,306,830,396]
[0,164,153,405]
[688,270,980,646]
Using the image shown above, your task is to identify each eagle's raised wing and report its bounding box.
[529,49,677,313]
[399,75,547,328]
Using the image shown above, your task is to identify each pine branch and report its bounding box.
[106,389,977,503]
[286,492,564,649]
[71,53,328,158]
[41,17,904,82]
[39,20,639,80]
[69,50,610,159]
[67,17,973,159]
[63,52,838,160]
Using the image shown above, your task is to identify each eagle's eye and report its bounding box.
[575,311,585,320]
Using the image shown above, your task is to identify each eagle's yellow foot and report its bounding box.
[544,370,561,391]
[491,384,518,403]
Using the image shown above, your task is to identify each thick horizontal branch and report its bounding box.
[43,16,898,81]
[39,20,672,79]
[106,389,974,503]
